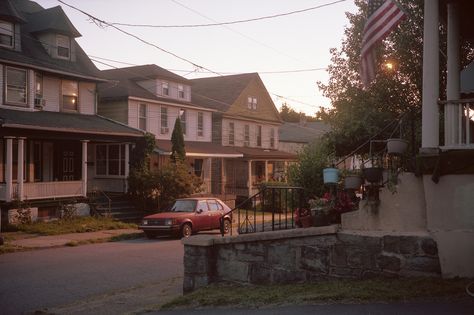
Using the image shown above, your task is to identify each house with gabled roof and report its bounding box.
[278,121,330,154]
[0,0,144,220]
[97,65,243,194]
[191,73,296,197]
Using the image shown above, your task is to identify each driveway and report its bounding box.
[0,237,183,314]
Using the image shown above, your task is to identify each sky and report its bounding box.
[36,0,359,116]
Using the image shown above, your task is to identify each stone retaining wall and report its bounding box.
[182,226,440,292]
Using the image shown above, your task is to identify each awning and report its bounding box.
[154,140,243,158]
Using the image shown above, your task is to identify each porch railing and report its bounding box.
[220,186,306,236]
[439,99,474,148]
[10,181,84,201]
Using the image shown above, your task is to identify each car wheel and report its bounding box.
[181,223,192,238]
[223,219,231,235]
[145,232,155,239]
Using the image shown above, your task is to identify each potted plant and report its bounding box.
[309,198,330,227]
[323,167,339,185]
[387,138,408,155]
[295,208,313,228]
[343,170,363,190]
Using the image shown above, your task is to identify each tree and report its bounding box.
[171,117,186,163]
[279,103,319,123]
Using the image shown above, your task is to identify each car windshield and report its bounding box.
[170,200,197,212]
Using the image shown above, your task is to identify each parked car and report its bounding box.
[139,197,232,238]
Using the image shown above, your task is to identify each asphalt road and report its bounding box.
[0,237,184,314]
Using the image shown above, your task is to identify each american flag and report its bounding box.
[360,0,405,87]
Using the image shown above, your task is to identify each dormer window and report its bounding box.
[162,81,169,96]
[247,97,257,110]
[178,84,185,99]
[56,34,70,59]
[0,21,14,48]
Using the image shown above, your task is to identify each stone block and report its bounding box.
[300,246,329,274]
[329,266,361,278]
[185,245,208,257]
[404,256,441,274]
[383,235,400,253]
[184,255,209,274]
[337,233,381,250]
[218,246,236,261]
[420,238,438,256]
[267,244,296,267]
[346,247,376,269]
[217,260,249,282]
[249,263,272,284]
[376,254,401,272]
[330,244,347,266]
[236,251,265,262]
[246,242,265,255]
[234,243,246,251]
[399,236,420,255]
[183,275,194,293]
[273,268,307,283]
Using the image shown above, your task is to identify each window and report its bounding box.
[257,126,262,147]
[179,109,186,135]
[229,122,235,145]
[5,67,27,105]
[197,112,204,137]
[0,21,14,48]
[56,34,70,59]
[139,104,147,130]
[160,107,168,133]
[35,73,43,99]
[247,97,257,110]
[244,125,250,147]
[270,128,275,148]
[178,84,185,98]
[61,80,78,111]
[162,81,169,96]
[194,159,203,177]
[207,199,220,211]
[96,144,126,176]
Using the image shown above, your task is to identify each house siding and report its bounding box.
[221,117,279,149]
[78,82,95,114]
[97,100,128,124]
[136,79,192,102]
[43,75,61,112]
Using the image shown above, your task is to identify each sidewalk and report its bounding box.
[7,229,143,249]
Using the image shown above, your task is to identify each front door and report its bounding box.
[55,142,81,181]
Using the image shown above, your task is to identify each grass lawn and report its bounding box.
[15,216,137,235]
[162,278,472,310]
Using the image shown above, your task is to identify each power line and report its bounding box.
[111,0,347,28]
[57,0,222,76]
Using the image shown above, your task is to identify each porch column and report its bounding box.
[421,0,439,150]
[247,160,252,196]
[124,143,130,192]
[17,138,25,201]
[207,158,212,193]
[220,158,226,195]
[81,140,89,197]
[446,2,460,146]
[5,137,14,202]
[264,160,268,182]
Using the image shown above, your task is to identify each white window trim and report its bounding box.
[95,144,126,178]
[0,20,14,49]
[138,103,147,131]
[178,84,185,99]
[197,112,204,137]
[160,106,169,134]
[5,66,28,106]
[60,80,79,112]
[257,125,262,147]
[162,81,169,96]
[56,34,71,60]
[244,125,250,147]
[229,122,235,145]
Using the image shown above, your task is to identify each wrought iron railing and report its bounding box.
[219,186,306,236]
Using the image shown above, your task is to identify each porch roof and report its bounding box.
[154,140,243,158]
[0,109,144,137]
[233,146,297,160]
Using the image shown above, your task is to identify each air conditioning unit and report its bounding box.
[161,127,169,134]
[34,97,45,109]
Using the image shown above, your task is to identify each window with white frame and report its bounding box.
[5,67,27,105]
[270,128,275,148]
[244,124,250,147]
[0,20,14,48]
[139,103,147,130]
[61,80,78,111]
[197,112,204,137]
[179,109,186,135]
[160,107,168,134]
[229,122,235,145]
[257,125,262,147]
[162,81,169,96]
[178,84,185,98]
[35,73,43,99]
[247,97,257,110]
[96,144,126,176]
[56,34,71,59]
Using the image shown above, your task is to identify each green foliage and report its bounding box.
[130,132,155,169]
[279,103,318,123]
[288,139,334,198]
[171,117,186,163]
[128,160,202,211]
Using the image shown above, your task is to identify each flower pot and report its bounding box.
[299,215,313,228]
[323,168,339,185]
[387,138,408,155]
[312,211,329,227]
[344,174,363,190]
[362,167,383,184]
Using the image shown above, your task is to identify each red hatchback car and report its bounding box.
[139,197,232,238]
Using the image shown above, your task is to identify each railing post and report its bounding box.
[271,188,275,231]
[5,137,14,202]
[81,140,89,197]
[17,138,25,201]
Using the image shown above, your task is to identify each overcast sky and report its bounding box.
[36,0,358,115]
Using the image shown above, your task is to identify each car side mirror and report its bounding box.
[197,209,203,214]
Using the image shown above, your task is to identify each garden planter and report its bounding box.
[312,211,329,227]
[323,168,339,184]
[344,175,363,190]
[363,167,383,184]
[299,215,313,228]
[387,138,408,155]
